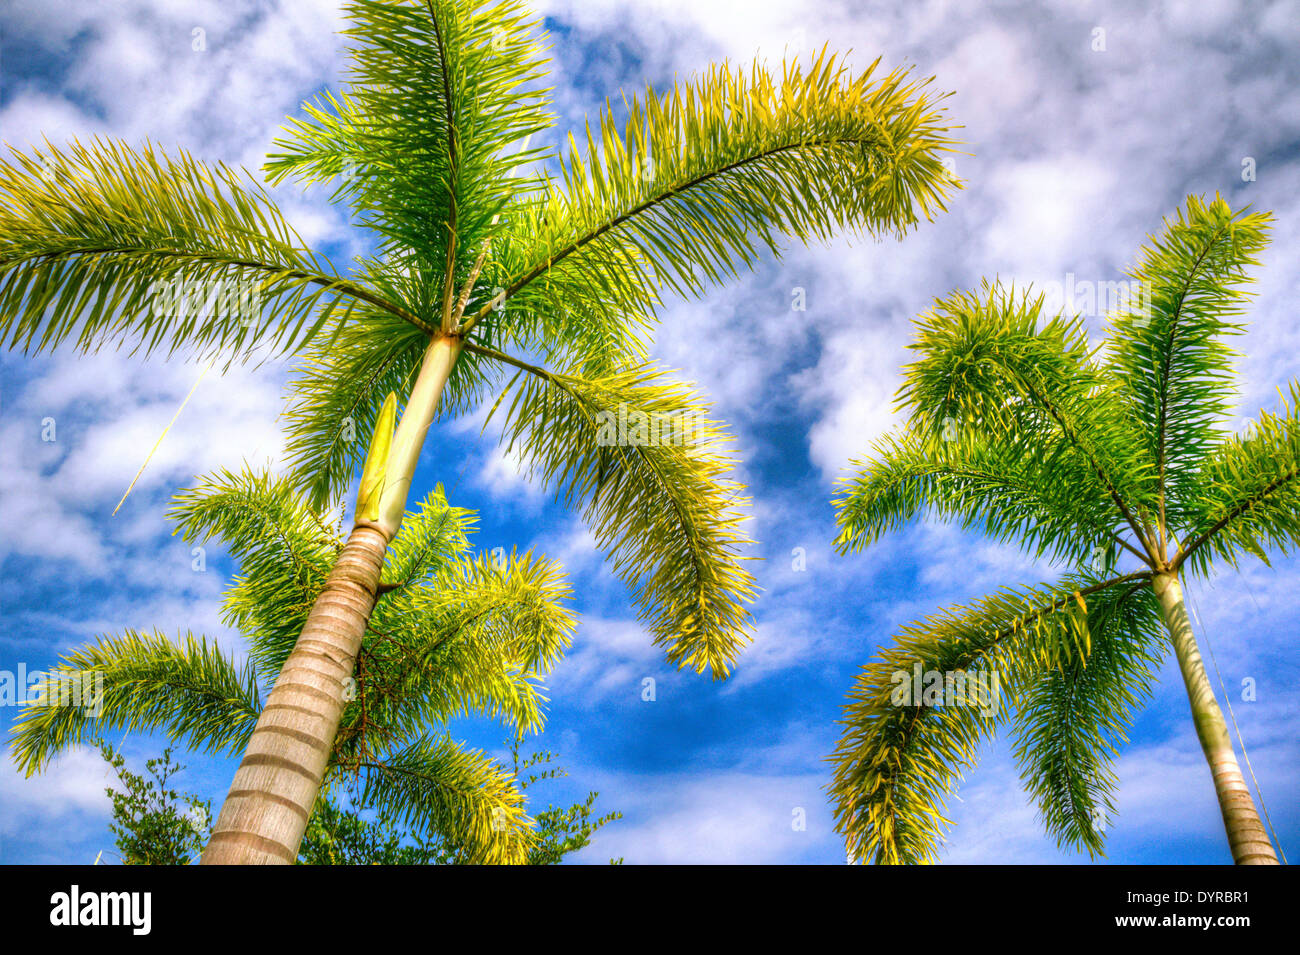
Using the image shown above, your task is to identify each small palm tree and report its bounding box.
[11,467,573,863]
[0,0,958,862]
[830,195,1285,865]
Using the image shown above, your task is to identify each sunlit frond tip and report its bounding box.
[493,358,758,678]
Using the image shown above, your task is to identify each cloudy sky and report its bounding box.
[1,0,1298,864]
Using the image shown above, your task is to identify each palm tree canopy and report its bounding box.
[9,468,574,864]
[829,195,1290,863]
[0,0,959,679]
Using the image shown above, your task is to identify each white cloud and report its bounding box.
[0,746,110,845]
[547,616,661,704]
[578,769,835,864]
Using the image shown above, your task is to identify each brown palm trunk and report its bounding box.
[201,335,461,864]
[1152,573,1278,865]
[201,523,388,864]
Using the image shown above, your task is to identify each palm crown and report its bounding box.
[0,0,958,862]
[830,195,1285,865]
[0,0,956,677]
[11,468,572,863]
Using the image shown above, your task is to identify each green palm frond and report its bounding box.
[900,281,1155,549]
[423,549,575,676]
[486,350,756,677]
[833,427,1124,566]
[9,631,261,775]
[1011,580,1164,857]
[353,733,532,864]
[462,50,958,341]
[169,468,338,674]
[348,549,575,745]
[266,0,551,292]
[0,139,399,365]
[1176,382,1300,575]
[381,485,476,590]
[829,572,1148,864]
[1105,195,1272,530]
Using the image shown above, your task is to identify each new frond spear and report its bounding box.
[830,195,1283,865]
[0,0,960,863]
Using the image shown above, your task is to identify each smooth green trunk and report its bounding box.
[1153,573,1278,865]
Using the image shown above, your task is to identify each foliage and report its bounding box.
[830,195,1285,863]
[12,469,579,864]
[1,1,960,681]
[509,746,622,865]
[94,741,617,865]
[266,0,960,678]
[0,140,371,367]
[297,744,622,866]
[98,742,210,866]
[298,795,441,865]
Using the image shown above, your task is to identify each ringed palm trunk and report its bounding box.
[202,334,462,864]
[1152,573,1279,865]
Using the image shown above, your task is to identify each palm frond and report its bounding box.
[265,0,551,298]
[900,281,1156,550]
[1105,195,1272,531]
[346,549,574,748]
[463,50,959,341]
[381,484,476,589]
[0,139,400,365]
[829,572,1148,864]
[833,427,1125,566]
[9,631,261,775]
[485,349,756,677]
[169,468,338,675]
[1011,580,1164,856]
[354,733,532,864]
[1177,382,1300,575]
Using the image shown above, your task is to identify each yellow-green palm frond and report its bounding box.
[829,572,1149,864]
[422,549,575,677]
[352,734,532,864]
[483,350,756,677]
[265,0,552,290]
[1011,580,1164,857]
[0,139,390,365]
[348,548,575,747]
[1105,195,1272,530]
[833,426,1126,567]
[464,50,959,343]
[1176,381,1300,576]
[9,630,261,776]
[381,484,477,589]
[900,281,1155,545]
[169,468,340,675]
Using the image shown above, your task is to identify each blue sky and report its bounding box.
[1,0,1298,864]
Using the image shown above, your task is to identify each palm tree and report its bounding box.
[0,0,958,862]
[829,195,1285,865]
[11,467,574,863]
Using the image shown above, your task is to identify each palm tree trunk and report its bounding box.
[1152,573,1278,865]
[202,334,461,864]
[201,522,387,864]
